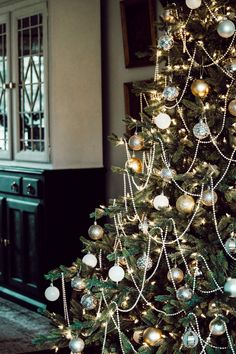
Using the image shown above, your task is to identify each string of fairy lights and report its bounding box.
[43,0,236,353]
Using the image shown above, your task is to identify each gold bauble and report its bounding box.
[128,134,144,151]
[202,190,218,206]
[167,267,184,283]
[126,157,143,173]
[176,195,195,214]
[133,330,143,344]
[88,224,104,240]
[191,79,210,98]
[161,9,175,23]
[228,99,236,116]
[143,327,162,346]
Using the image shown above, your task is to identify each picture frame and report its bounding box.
[120,0,157,68]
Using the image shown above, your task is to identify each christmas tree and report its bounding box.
[36,0,236,353]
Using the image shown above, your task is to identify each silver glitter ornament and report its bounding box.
[224,277,236,297]
[224,58,236,75]
[176,285,193,301]
[217,19,235,38]
[80,293,97,310]
[163,86,179,101]
[209,318,226,336]
[225,237,236,254]
[88,223,104,240]
[193,121,210,140]
[202,190,218,206]
[158,34,174,51]
[69,338,85,353]
[160,168,175,181]
[71,275,86,291]
[137,254,153,271]
[182,330,199,348]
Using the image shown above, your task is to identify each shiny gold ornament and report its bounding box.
[228,99,236,116]
[128,134,144,151]
[176,195,195,214]
[191,79,210,98]
[188,260,202,277]
[133,330,143,344]
[167,267,184,283]
[202,190,218,207]
[88,223,104,240]
[161,9,175,23]
[143,327,162,346]
[126,157,143,173]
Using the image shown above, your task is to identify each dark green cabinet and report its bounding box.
[0,167,105,308]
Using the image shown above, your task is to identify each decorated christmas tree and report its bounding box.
[36,0,236,353]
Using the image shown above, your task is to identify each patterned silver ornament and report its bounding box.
[182,330,199,348]
[193,121,210,139]
[217,19,235,38]
[163,86,179,101]
[88,223,104,240]
[209,318,226,336]
[176,285,193,301]
[69,338,85,353]
[71,275,86,291]
[80,293,97,310]
[224,277,236,297]
[160,168,175,181]
[137,254,153,271]
[225,237,236,254]
[224,58,236,75]
[158,34,174,51]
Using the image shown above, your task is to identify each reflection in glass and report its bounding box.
[0,23,8,151]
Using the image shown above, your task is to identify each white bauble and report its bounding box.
[108,265,125,282]
[69,338,85,353]
[44,284,60,301]
[82,253,98,268]
[217,19,235,39]
[153,113,171,129]
[153,194,169,210]
[224,277,236,297]
[185,0,201,9]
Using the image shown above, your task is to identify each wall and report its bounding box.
[49,0,103,169]
[103,0,163,199]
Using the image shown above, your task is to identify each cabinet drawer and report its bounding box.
[22,178,40,197]
[0,175,21,194]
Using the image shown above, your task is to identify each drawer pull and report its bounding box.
[11,181,19,192]
[26,183,35,195]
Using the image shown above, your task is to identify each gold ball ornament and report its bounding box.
[143,327,162,346]
[202,190,218,206]
[161,9,175,23]
[126,157,143,173]
[228,99,236,116]
[128,134,144,151]
[191,79,210,98]
[88,223,104,240]
[176,195,195,214]
[167,267,184,283]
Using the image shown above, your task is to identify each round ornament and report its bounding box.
[137,254,153,271]
[133,329,143,344]
[160,167,175,181]
[82,253,98,268]
[128,134,144,151]
[185,0,201,9]
[176,194,195,214]
[209,318,226,336]
[44,284,60,302]
[191,79,210,98]
[182,330,199,348]
[153,112,171,129]
[202,190,218,206]
[71,275,86,291]
[224,277,236,297]
[108,265,125,282]
[163,86,179,101]
[167,267,184,283]
[88,223,104,240]
[225,237,236,254]
[143,327,162,346]
[224,58,236,75]
[158,33,174,51]
[80,293,97,310]
[161,9,175,23]
[176,285,193,301]
[217,19,235,39]
[126,157,143,174]
[228,99,236,116]
[69,338,85,353]
[193,121,210,140]
[153,194,169,210]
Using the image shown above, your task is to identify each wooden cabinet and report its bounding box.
[0,167,105,308]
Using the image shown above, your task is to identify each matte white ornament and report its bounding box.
[44,284,60,301]
[185,0,201,9]
[69,338,85,353]
[224,277,236,297]
[108,265,125,282]
[217,19,235,38]
[182,330,199,348]
[82,253,98,268]
[153,113,171,129]
[153,194,169,210]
